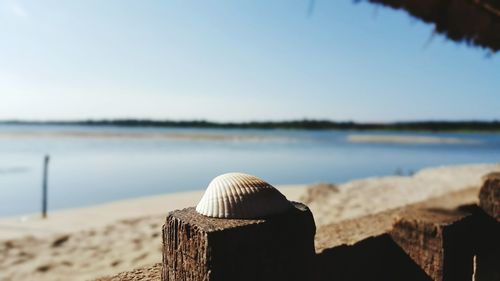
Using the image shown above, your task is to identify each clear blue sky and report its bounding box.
[1,0,499,122]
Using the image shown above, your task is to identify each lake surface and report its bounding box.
[1,124,499,217]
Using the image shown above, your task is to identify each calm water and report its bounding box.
[0,124,499,217]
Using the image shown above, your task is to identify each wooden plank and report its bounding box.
[315,188,479,281]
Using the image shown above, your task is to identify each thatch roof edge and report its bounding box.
[362,0,500,52]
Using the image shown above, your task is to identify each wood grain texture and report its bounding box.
[162,202,315,281]
[390,208,476,281]
[479,172,500,221]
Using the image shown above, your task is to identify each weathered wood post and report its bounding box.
[42,155,50,219]
[478,172,500,222]
[390,208,476,281]
[162,173,316,281]
[474,172,500,281]
[389,172,500,281]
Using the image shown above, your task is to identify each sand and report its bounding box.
[0,163,498,281]
[346,134,482,144]
[0,130,299,143]
[302,163,500,226]
[0,186,304,281]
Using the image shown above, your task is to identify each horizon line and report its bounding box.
[1,118,499,124]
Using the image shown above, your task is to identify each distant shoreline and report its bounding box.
[1,119,500,132]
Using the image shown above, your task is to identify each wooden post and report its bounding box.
[478,172,500,221]
[162,202,316,281]
[390,208,476,281]
[42,155,50,219]
[474,173,500,281]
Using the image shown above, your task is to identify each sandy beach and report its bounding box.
[0,130,299,143]
[346,134,482,144]
[0,163,498,281]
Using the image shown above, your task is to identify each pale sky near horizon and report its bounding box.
[1,0,499,122]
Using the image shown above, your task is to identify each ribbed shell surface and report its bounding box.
[195,172,292,219]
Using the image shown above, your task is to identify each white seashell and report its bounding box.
[196,172,292,219]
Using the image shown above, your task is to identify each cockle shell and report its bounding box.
[196,172,292,219]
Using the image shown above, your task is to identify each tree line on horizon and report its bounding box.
[2,119,500,132]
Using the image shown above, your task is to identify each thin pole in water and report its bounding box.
[42,155,50,219]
